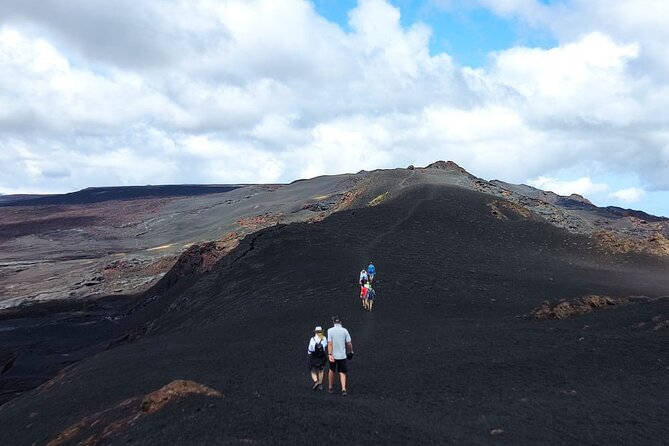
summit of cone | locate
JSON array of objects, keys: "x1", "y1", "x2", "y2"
[{"x1": 425, "y1": 160, "x2": 468, "y2": 172}]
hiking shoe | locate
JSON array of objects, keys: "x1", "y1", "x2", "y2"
[
  {"x1": 312, "y1": 382, "x2": 319, "y2": 390},
  {"x1": 342, "y1": 390, "x2": 347, "y2": 397},
  {"x1": 327, "y1": 388, "x2": 334, "y2": 394},
  {"x1": 318, "y1": 384, "x2": 324, "y2": 391}
]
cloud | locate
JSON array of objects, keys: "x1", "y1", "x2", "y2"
[
  {"x1": 0, "y1": 0, "x2": 207, "y2": 69},
  {"x1": 527, "y1": 176, "x2": 609, "y2": 197},
  {"x1": 0, "y1": 0, "x2": 666, "y2": 218},
  {"x1": 611, "y1": 187, "x2": 646, "y2": 203},
  {"x1": 466, "y1": 0, "x2": 669, "y2": 79},
  {"x1": 489, "y1": 32, "x2": 641, "y2": 125}
]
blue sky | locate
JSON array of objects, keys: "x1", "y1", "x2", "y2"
[
  {"x1": 1, "y1": 0, "x2": 668, "y2": 217},
  {"x1": 312, "y1": 0, "x2": 556, "y2": 67}
]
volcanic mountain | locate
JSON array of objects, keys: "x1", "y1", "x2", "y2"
[{"x1": 0, "y1": 163, "x2": 668, "y2": 445}]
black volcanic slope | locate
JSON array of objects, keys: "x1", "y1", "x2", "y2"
[{"x1": 1, "y1": 184, "x2": 668, "y2": 445}]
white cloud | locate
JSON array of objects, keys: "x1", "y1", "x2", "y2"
[
  {"x1": 527, "y1": 176, "x2": 609, "y2": 197},
  {"x1": 489, "y1": 32, "x2": 640, "y2": 126},
  {"x1": 611, "y1": 187, "x2": 646, "y2": 203},
  {"x1": 469, "y1": 0, "x2": 669, "y2": 79}
]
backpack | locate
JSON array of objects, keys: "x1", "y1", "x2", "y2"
[{"x1": 312, "y1": 337, "x2": 325, "y2": 358}]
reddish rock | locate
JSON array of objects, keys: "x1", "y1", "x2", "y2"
[
  {"x1": 140, "y1": 380, "x2": 222, "y2": 414},
  {"x1": 425, "y1": 160, "x2": 469, "y2": 174},
  {"x1": 532, "y1": 295, "x2": 626, "y2": 320},
  {"x1": 47, "y1": 380, "x2": 222, "y2": 446}
]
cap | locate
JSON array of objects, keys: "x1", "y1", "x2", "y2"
[
  {"x1": 314, "y1": 326, "x2": 323, "y2": 332},
  {"x1": 331, "y1": 316, "x2": 341, "y2": 323}
]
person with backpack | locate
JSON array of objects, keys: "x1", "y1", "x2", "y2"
[
  {"x1": 359, "y1": 269, "x2": 368, "y2": 287},
  {"x1": 367, "y1": 262, "x2": 376, "y2": 284},
  {"x1": 366, "y1": 284, "x2": 376, "y2": 311},
  {"x1": 327, "y1": 316, "x2": 353, "y2": 396},
  {"x1": 360, "y1": 282, "x2": 369, "y2": 309},
  {"x1": 307, "y1": 326, "x2": 328, "y2": 390}
]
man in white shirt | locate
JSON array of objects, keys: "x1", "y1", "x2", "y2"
[{"x1": 327, "y1": 316, "x2": 353, "y2": 396}]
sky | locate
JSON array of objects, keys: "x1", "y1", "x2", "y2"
[{"x1": 0, "y1": 0, "x2": 668, "y2": 216}]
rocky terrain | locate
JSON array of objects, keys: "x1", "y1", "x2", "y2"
[
  {"x1": 0, "y1": 163, "x2": 668, "y2": 444},
  {"x1": 0, "y1": 180, "x2": 367, "y2": 311},
  {"x1": 2, "y1": 162, "x2": 667, "y2": 312}
]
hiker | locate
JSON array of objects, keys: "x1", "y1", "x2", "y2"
[
  {"x1": 327, "y1": 316, "x2": 353, "y2": 396},
  {"x1": 367, "y1": 262, "x2": 376, "y2": 284},
  {"x1": 359, "y1": 269, "x2": 368, "y2": 287},
  {"x1": 360, "y1": 282, "x2": 369, "y2": 309},
  {"x1": 307, "y1": 326, "x2": 328, "y2": 390},
  {"x1": 366, "y1": 284, "x2": 376, "y2": 311}
]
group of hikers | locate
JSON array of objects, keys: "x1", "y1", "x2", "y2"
[
  {"x1": 305, "y1": 262, "x2": 376, "y2": 396},
  {"x1": 359, "y1": 262, "x2": 376, "y2": 311}
]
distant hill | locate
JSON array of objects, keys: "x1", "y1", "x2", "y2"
[
  {"x1": 0, "y1": 193, "x2": 49, "y2": 204},
  {"x1": 0, "y1": 185, "x2": 243, "y2": 206}
]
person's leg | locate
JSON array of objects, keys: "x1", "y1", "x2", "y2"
[
  {"x1": 338, "y1": 359, "x2": 348, "y2": 394},
  {"x1": 328, "y1": 364, "x2": 335, "y2": 392},
  {"x1": 369, "y1": 299, "x2": 373, "y2": 311},
  {"x1": 311, "y1": 368, "x2": 320, "y2": 389},
  {"x1": 317, "y1": 369, "x2": 324, "y2": 384}
]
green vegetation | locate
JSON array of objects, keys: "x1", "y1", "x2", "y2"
[{"x1": 368, "y1": 192, "x2": 390, "y2": 207}]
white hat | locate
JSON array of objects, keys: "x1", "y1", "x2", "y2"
[{"x1": 314, "y1": 326, "x2": 323, "y2": 332}]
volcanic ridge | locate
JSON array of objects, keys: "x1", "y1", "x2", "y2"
[{"x1": 0, "y1": 162, "x2": 668, "y2": 445}]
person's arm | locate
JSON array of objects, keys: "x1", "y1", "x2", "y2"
[
  {"x1": 346, "y1": 331, "x2": 353, "y2": 354},
  {"x1": 307, "y1": 337, "x2": 315, "y2": 355},
  {"x1": 327, "y1": 335, "x2": 334, "y2": 362}
]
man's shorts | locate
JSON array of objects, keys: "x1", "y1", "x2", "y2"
[{"x1": 329, "y1": 358, "x2": 348, "y2": 374}]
